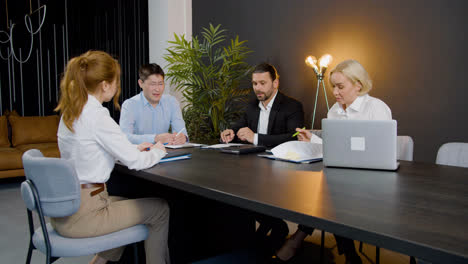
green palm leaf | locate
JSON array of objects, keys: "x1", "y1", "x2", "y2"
[{"x1": 164, "y1": 24, "x2": 253, "y2": 143}]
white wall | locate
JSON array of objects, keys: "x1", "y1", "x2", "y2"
[{"x1": 148, "y1": 0, "x2": 192, "y2": 100}]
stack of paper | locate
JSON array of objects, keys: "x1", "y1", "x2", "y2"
[{"x1": 259, "y1": 141, "x2": 322, "y2": 163}]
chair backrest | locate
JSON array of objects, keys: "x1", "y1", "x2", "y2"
[
  {"x1": 21, "y1": 149, "x2": 81, "y2": 217},
  {"x1": 397, "y1": 136, "x2": 414, "y2": 161},
  {"x1": 436, "y1": 142, "x2": 468, "y2": 168}
]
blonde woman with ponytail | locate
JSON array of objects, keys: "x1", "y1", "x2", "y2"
[{"x1": 53, "y1": 50, "x2": 170, "y2": 264}]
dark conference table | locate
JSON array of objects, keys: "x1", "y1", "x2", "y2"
[{"x1": 115, "y1": 148, "x2": 468, "y2": 264}]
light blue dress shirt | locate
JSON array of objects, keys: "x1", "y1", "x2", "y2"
[{"x1": 119, "y1": 92, "x2": 188, "y2": 144}]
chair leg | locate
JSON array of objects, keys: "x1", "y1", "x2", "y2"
[
  {"x1": 26, "y1": 210, "x2": 35, "y2": 264},
  {"x1": 376, "y1": 247, "x2": 380, "y2": 264},
  {"x1": 133, "y1": 243, "x2": 139, "y2": 264},
  {"x1": 410, "y1": 256, "x2": 417, "y2": 264},
  {"x1": 25, "y1": 241, "x2": 33, "y2": 264},
  {"x1": 320, "y1": 230, "x2": 325, "y2": 264},
  {"x1": 357, "y1": 241, "x2": 380, "y2": 264}
]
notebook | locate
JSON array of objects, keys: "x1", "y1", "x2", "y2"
[
  {"x1": 220, "y1": 145, "x2": 267, "y2": 154},
  {"x1": 322, "y1": 119, "x2": 399, "y2": 170},
  {"x1": 160, "y1": 150, "x2": 192, "y2": 163}
]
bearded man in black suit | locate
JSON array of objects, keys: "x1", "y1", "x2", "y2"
[
  {"x1": 221, "y1": 63, "x2": 304, "y2": 147},
  {"x1": 220, "y1": 62, "x2": 304, "y2": 255}
]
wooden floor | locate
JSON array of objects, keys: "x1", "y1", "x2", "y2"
[
  {"x1": 289, "y1": 222, "x2": 412, "y2": 264},
  {"x1": 192, "y1": 229, "x2": 414, "y2": 264}
]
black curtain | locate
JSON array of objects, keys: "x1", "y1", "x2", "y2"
[{"x1": 0, "y1": 0, "x2": 149, "y2": 120}]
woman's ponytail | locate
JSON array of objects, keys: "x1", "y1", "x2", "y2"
[{"x1": 55, "y1": 51, "x2": 121, "y2": 132}]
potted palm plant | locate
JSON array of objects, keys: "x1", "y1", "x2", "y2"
[{"x1": 164, "y1": 24, "x2": 253, "y2": 144}]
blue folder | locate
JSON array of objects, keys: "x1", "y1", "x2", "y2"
[{"x1": 160, "y1": 151, "x2": 192, "y2": 163}]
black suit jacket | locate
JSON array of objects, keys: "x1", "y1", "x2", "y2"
[{"x1": 231, "y1": 91, "x2": 304, "y2": 147}]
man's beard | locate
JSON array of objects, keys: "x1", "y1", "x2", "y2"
[{"x1": 256, "y1": 92, "x2": 270, "y2": 101}]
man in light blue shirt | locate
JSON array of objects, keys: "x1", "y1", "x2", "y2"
[{"x1": 120, "y1": 63, "x2": 188, "y2": 145}]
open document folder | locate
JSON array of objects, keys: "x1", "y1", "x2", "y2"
[{"x1": 258, "y1": 141, "x2": 323, "y2": 163}]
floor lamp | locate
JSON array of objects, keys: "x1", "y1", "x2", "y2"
[{"x1": 305, "y1": 54, "x2": 332, "y2": 129}]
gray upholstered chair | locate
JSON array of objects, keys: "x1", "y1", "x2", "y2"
[
  {"x1": 436, "y1": 142, "x2": 468, "y2": 167},
  {"x1": 21, "y1": 149, "x2": 149, "y2": 264},
  {"x1": 397, "y1": 136, "x2": 414, "y2": 161}
]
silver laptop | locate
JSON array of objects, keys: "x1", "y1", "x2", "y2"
[{"x1": 322, "y1": 119, "x2": 399, "y2": 170}]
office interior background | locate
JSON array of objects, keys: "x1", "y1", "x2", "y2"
[{"x1": 1, "y1": 0, "x2": 468, "y2": 163}]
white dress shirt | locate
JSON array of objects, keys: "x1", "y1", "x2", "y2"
[
  {"x1": 310, "y1": 94, "x2": 392, "y2": 143},
  {"x1": 58, "y1": 94, "x2": 166, "y2": 184},
  {"x1": 254, "y1": 91, "x2": 278, "y2": 145},
  {"x1": 119, "y1": 93, "x2": 188, "y2": 144},
  {"x1": 327, "y1": 94, "x2": 392, "y2": 120}
]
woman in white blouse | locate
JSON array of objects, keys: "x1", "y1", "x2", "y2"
[
  {"x1": 273, "y1": 60, "x2": 392, "y2": 264},
  {"x1": 53, "y1": 50, "x2": 169, "y2": 264}
]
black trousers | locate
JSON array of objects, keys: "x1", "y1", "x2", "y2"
[
  {"x1": 298, "y1": 225, "x2": 357, "y2": 256},
  {"x1": 255, "y1": 213, "x2": 289, "y2": 253}
]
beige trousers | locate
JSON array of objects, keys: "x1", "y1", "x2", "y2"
[{"x1": 51, "y1": 184, "x2": 170, "y2": 264}]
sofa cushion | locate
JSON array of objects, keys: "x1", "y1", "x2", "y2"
[
  {"x1": 0, "y1": 169, "x2": 25, "y2": 179},
  {"x1": 0, "y1": 147, "x2": 24, "y2": 170},
  {"x1": 0, "y1": 116, "x2": 9, "y2": 147},
  {"x1": 9, "y1": 115, "x2": 59, "y2": 147},
  {"x1": 15, "y1": 143, "x2": 60, "y2": 158}
]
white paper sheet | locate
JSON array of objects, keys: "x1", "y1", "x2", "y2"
[{"x1": 310, "y1": 133, "x2": 323, "y2": 144}]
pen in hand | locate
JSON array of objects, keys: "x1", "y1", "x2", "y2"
[
  {"x1": 292, "y1": 127, "x2": 306, "y2": 137},
  {"x1": 171, "y1": 128, "x2": 187, "y2": 145},
  {"x1": 175, "y1": 127, "x2": 186, "y2": 137}
]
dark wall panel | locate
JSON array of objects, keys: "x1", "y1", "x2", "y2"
[
  {"x1": 0, "y1": 0, "x2": 67, "y2": 116},
  {"x1": 193, "y1": 0, "x2": 468, "y2": 163},
  {"x1": 67, "y1": 0, "x2": 149, "y2": 119},
  {"x1": 0, "y1": 0, "x2": 149, "y2": 120}
]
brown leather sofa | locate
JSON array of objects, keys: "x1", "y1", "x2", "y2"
[{"x1": 0, "y1": 111, "x2": 60, "y2": 179}]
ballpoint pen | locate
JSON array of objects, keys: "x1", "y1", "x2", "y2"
[
  {"x1": 175, "y1": 127, "x2": 186, "y2": 137},
  {"x1": 292, "y1": 127, "x2": 306, "y2": 137}
]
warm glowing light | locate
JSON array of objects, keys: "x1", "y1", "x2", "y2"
[
  {"x1": 319, "y1": 54, "x2": 333, "y2": 69},
  {"x1": 304, "y1": 54, "x2": 332, "y2": 128},
  {"x1": 305, "y1": 56, "x2": 319, "y2": 74},
  {"x1": 305, "y1": 56, "x2": 317, "y2": 67},
  {"x1": 306, "y1": 54, "x2": 333, "y2": 75}
]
